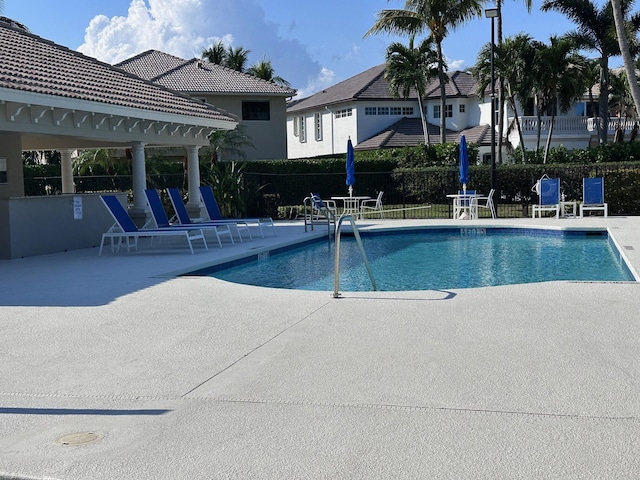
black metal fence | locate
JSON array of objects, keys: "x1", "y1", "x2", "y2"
[{"x1": 24, "y1": 162, "x2": 640, "y2": 219}]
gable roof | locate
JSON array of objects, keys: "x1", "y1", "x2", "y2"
[
  {"x1": 0, "y1": 22, "x2": 235, "y2": 125},
  {"x1": 288, "y1": 65, "x2": 479, "y2": 113},
  {"x1": 116, "y1": 50, "x2": 296, "y2": 97},
  {"x1": 355, "y1": 117, "x2": 490, "y2": 150}
]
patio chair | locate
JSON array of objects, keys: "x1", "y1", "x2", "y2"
[
  {"x1": 310, "y1": 193, "x2": 337, "y2": 222},
  {"x1": 145, "y1": 188, "x2": 235, "y2": 247},
  {"x1": 360, "y1": 191, "x2": 385, "y2": 219},
  {"x1": 532, "y1": 178, "x2": 560, "y2": 218},
  {"x1": 198, "y1": 185, "x2": 276, "y2": 238},
  {"x1": 470, "y1": 189, "x2": 496, "y2": 219},
  {"x1": 163, "y1": 187, "x2": 247, "y2": 243},
  {"x1": 99, "y1": 195, "x2": 208, "y2": 255},
  {"x1": 579, "y1": 177, "x2": 608, "y2": 217}
]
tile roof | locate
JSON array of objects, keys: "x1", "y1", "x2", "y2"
[
  {"x1": 355, "y1": 117, "x2": 490, "y2": 150},
  {"x1": 288, "y1": 66, "x2": 478, "y2": 113},
  {"x1": 0, "y1": 21, "x2": 236, "y2": 124},
  {"x1": 116, "y1": 50, "x2": 296, "y2": 96}
]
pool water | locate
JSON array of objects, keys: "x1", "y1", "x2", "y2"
[{"x1": 192, "y1": 229, "x2": 635, "y2": 291}]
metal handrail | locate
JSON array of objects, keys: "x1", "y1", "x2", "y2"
[{"x1": 333, "y1": 214, "x2": 376, "y2": 298}]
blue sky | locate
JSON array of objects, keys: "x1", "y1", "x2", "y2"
[{"x1": 3, "y1": 0, "x2": 612, "y2": 98}]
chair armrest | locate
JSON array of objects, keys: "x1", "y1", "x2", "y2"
[{"x1": 360, "y1": 199, "x2": 376, "y2": 208}]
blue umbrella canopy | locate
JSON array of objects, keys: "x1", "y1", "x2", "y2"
[
  {"x1": 459, "y1": 134, "x2": 469, "y2": 192},
  {"x1": 346, "y1": 138, "x2": 356, "y2": 195}
]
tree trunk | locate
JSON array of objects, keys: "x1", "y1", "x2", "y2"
[
  {"x1": 417, "y1": 95, "x2": 430, "y2": 145},
  {"x1": 599, "y1": 57, "x2": 610, "y2": 144},
  {"x1": 543, "y1": 113, "x2": 556, "y2": 163},
  {"x1": 588, "y1": 87, "x2": 601, "y2": 141},
  {"x1": 612, "y1": 0, "x2": 640, "y2": 120},
  {"x1": 436, "y1": 41, "x2": 447, "y2": 144},
  {"x1": 508, "y1": 97, "x2": 526, "y2": 163}
]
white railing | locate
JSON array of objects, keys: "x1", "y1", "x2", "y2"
[
  {"x1": 517, "y1": 116, "x2": 590, "y2": 134},
  {"x1": 515, "y1": 116, "x2": 639, "y2": 135}
]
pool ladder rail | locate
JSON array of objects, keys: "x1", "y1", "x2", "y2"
[{"x1": 333, "y1": 214, "x2": 377, "y2": 297}]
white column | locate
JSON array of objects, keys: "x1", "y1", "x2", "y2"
[
  {"x1": 131, "y1": 141, "x2": 147, "y2": 211},
  {"x1": 60, "y1": 149, "x2": 75, "y2": 194},
  {"x1": 186, "y1": 145, "x2": 201, "y2": 205}
]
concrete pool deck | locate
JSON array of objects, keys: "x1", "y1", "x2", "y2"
[{"x1": 1, "y1": 216, "x2": 639, "y2": 479}]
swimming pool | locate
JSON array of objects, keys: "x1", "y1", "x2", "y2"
[{"x1": 188, "y1": 227, "x2": 636, "y2": 291}]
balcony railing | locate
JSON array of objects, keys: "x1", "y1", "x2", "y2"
[{"x1": 514, "y1": 116, "x2": 639, "y2": 135}]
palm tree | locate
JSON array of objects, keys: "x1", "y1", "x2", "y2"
[
  {"x1": 473, "y1": 34, "x2": 536, "y2": 163},
  {"x1": 202, "y1": 41, "x2": 226, "y2": 65},
  {"x1": 207, "y1": 123, "x2": 254, "y2": 165},
  {"x1": 495, "y1": 0, "x2": 533, "y2": 164},
  {"x1": 384, "y1": 35, "x2": 439, "y2": 145},
  {"x1": 611, "y1": 0, "x2": 640, "y2": 120},
  {"x1": 531, "y1": 37, "x2": 586, "y2": 162},
  {"x1": 365, "y1": 0, "x2": 483, "y2": 144},
  {"x1": 225, "y1": 46, "x2": 251, "y2": 72},
  {"x1": 246, "y1": 58, "x2": 291, "y2": 88},
  {"x1": 541, "y1": 0, "x2": 640, "y2": 144},
  {"x1": 609, "y1": 70, "x2": 634, "y2": 120}
]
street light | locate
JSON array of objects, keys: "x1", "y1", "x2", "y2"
[{"x1": 485, "y1": 7, "x2": 499, "y2": 211}]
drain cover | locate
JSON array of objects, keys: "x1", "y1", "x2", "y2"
[{"x1": 55, "y1": 432, "x2": 102, "y2": 446}]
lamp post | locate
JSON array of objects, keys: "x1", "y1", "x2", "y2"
[{"x1": 485, "y1": 7, "x2": 499, "y2": 210}]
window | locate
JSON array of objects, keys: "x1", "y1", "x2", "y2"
[
  {"x1": 445, "y1": 104, "x2": 453, "y2": 118},
  {"x1": 0, "y1": 157, "x2": 6, "y2": 184},
  {"x1": 299, "y1": 116, "x2": 306, "y2": 143},
  {"x1": 459, "y1": 104, "x2": 466, "y2": 113},
  {"x1": 575, "y1": 102, "x2": 586, "y2": 117},
  {"x1": 242, "y1": 101, "x2": 270, "y2": 121},
  {"x1": 335, "y1": 108, "x2": 352, "y2": 118},
  {"x1": 365, "y1": 107, "x2": 377, "y2": 115},
  {"x1": 402, "y1": 107, "x2": 414, "y2": 115},
  {"x1": 390, "y1": 107, "x2": 402, "y2": 115},
  {"x1": 434, "y1": 105, "x2": 453, "y2": 118},
  {"x1": 314, "y1": 113, "x2": 322, "y2": 141},
  {"x1": 377, "y1": 107, "x2": 389, "y2": 115}
]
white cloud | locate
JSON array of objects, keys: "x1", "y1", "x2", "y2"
[
  {"x1": 446, "y1": 57, "x2": 466, "y2": 71},
  {"x1": 295, "y1": 67, "x2": 336, "y2": 99},
  {"x1": 78, "y1": 0, "x2": 324, "y2": 94}
]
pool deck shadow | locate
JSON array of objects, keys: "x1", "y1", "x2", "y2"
[{"x1": 1, "y1": 217, "x2": 640, "y2": 479}]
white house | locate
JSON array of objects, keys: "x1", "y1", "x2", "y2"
[{"x1": 287, "y1": 64, "x2": 628, "y2": 161}]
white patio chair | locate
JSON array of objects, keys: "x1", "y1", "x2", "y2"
[
  {"x1": 470, "y1": 188, "x2": 496, "y2": 219},
  {"x1": 360, "y1": 191, "x2": 384, "y2": 219}
]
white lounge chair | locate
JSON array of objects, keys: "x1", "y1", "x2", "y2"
[
  {"x1": 579, "y1": 177, "x2": 608, "y2": 217},
  {"x1": 99, "y1": 195, "x2": 208, "y2": 255},
  {"x1": 360, "y1": 191, "x2": 385, "y2": 219}
]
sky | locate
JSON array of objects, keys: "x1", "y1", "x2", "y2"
[{"x1": 2, "y1": 0, "x2": 616, "y2": 99}]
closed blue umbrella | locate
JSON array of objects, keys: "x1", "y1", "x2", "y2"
[
  {"x1": 459, "y1": 134, "x2": 469, "y2": 194},
  {"x1": 346, "y1": 138, "x2": 356, "y2": 196}
]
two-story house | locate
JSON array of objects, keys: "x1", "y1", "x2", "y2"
[
  {"x1": 116, "y1": 50, "x2": 296, "y2": 161},
  {"x1": 287, "y1": 64, "x2": 630, "y2": 161},
  {"x1": 286, "y1": 65, "x2": 490, "y2": 159}
]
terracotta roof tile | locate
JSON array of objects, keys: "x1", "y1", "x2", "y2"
[
  {"x1": 288, "y1": 66, "x2": 478, "y2": 113},
  {"x1": 116, "y1": 50, "x2": 296, "y2": 96},
  {"x1": 0, "y1": 21, "x2": 236, "y2": 124},
  {"x1": 355, "y1": 117, "x2": 490, "y2": 149}
]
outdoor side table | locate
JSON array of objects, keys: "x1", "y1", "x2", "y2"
[{"x1": 560, "y1": 200, "x2": 577, "y2": 218}]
